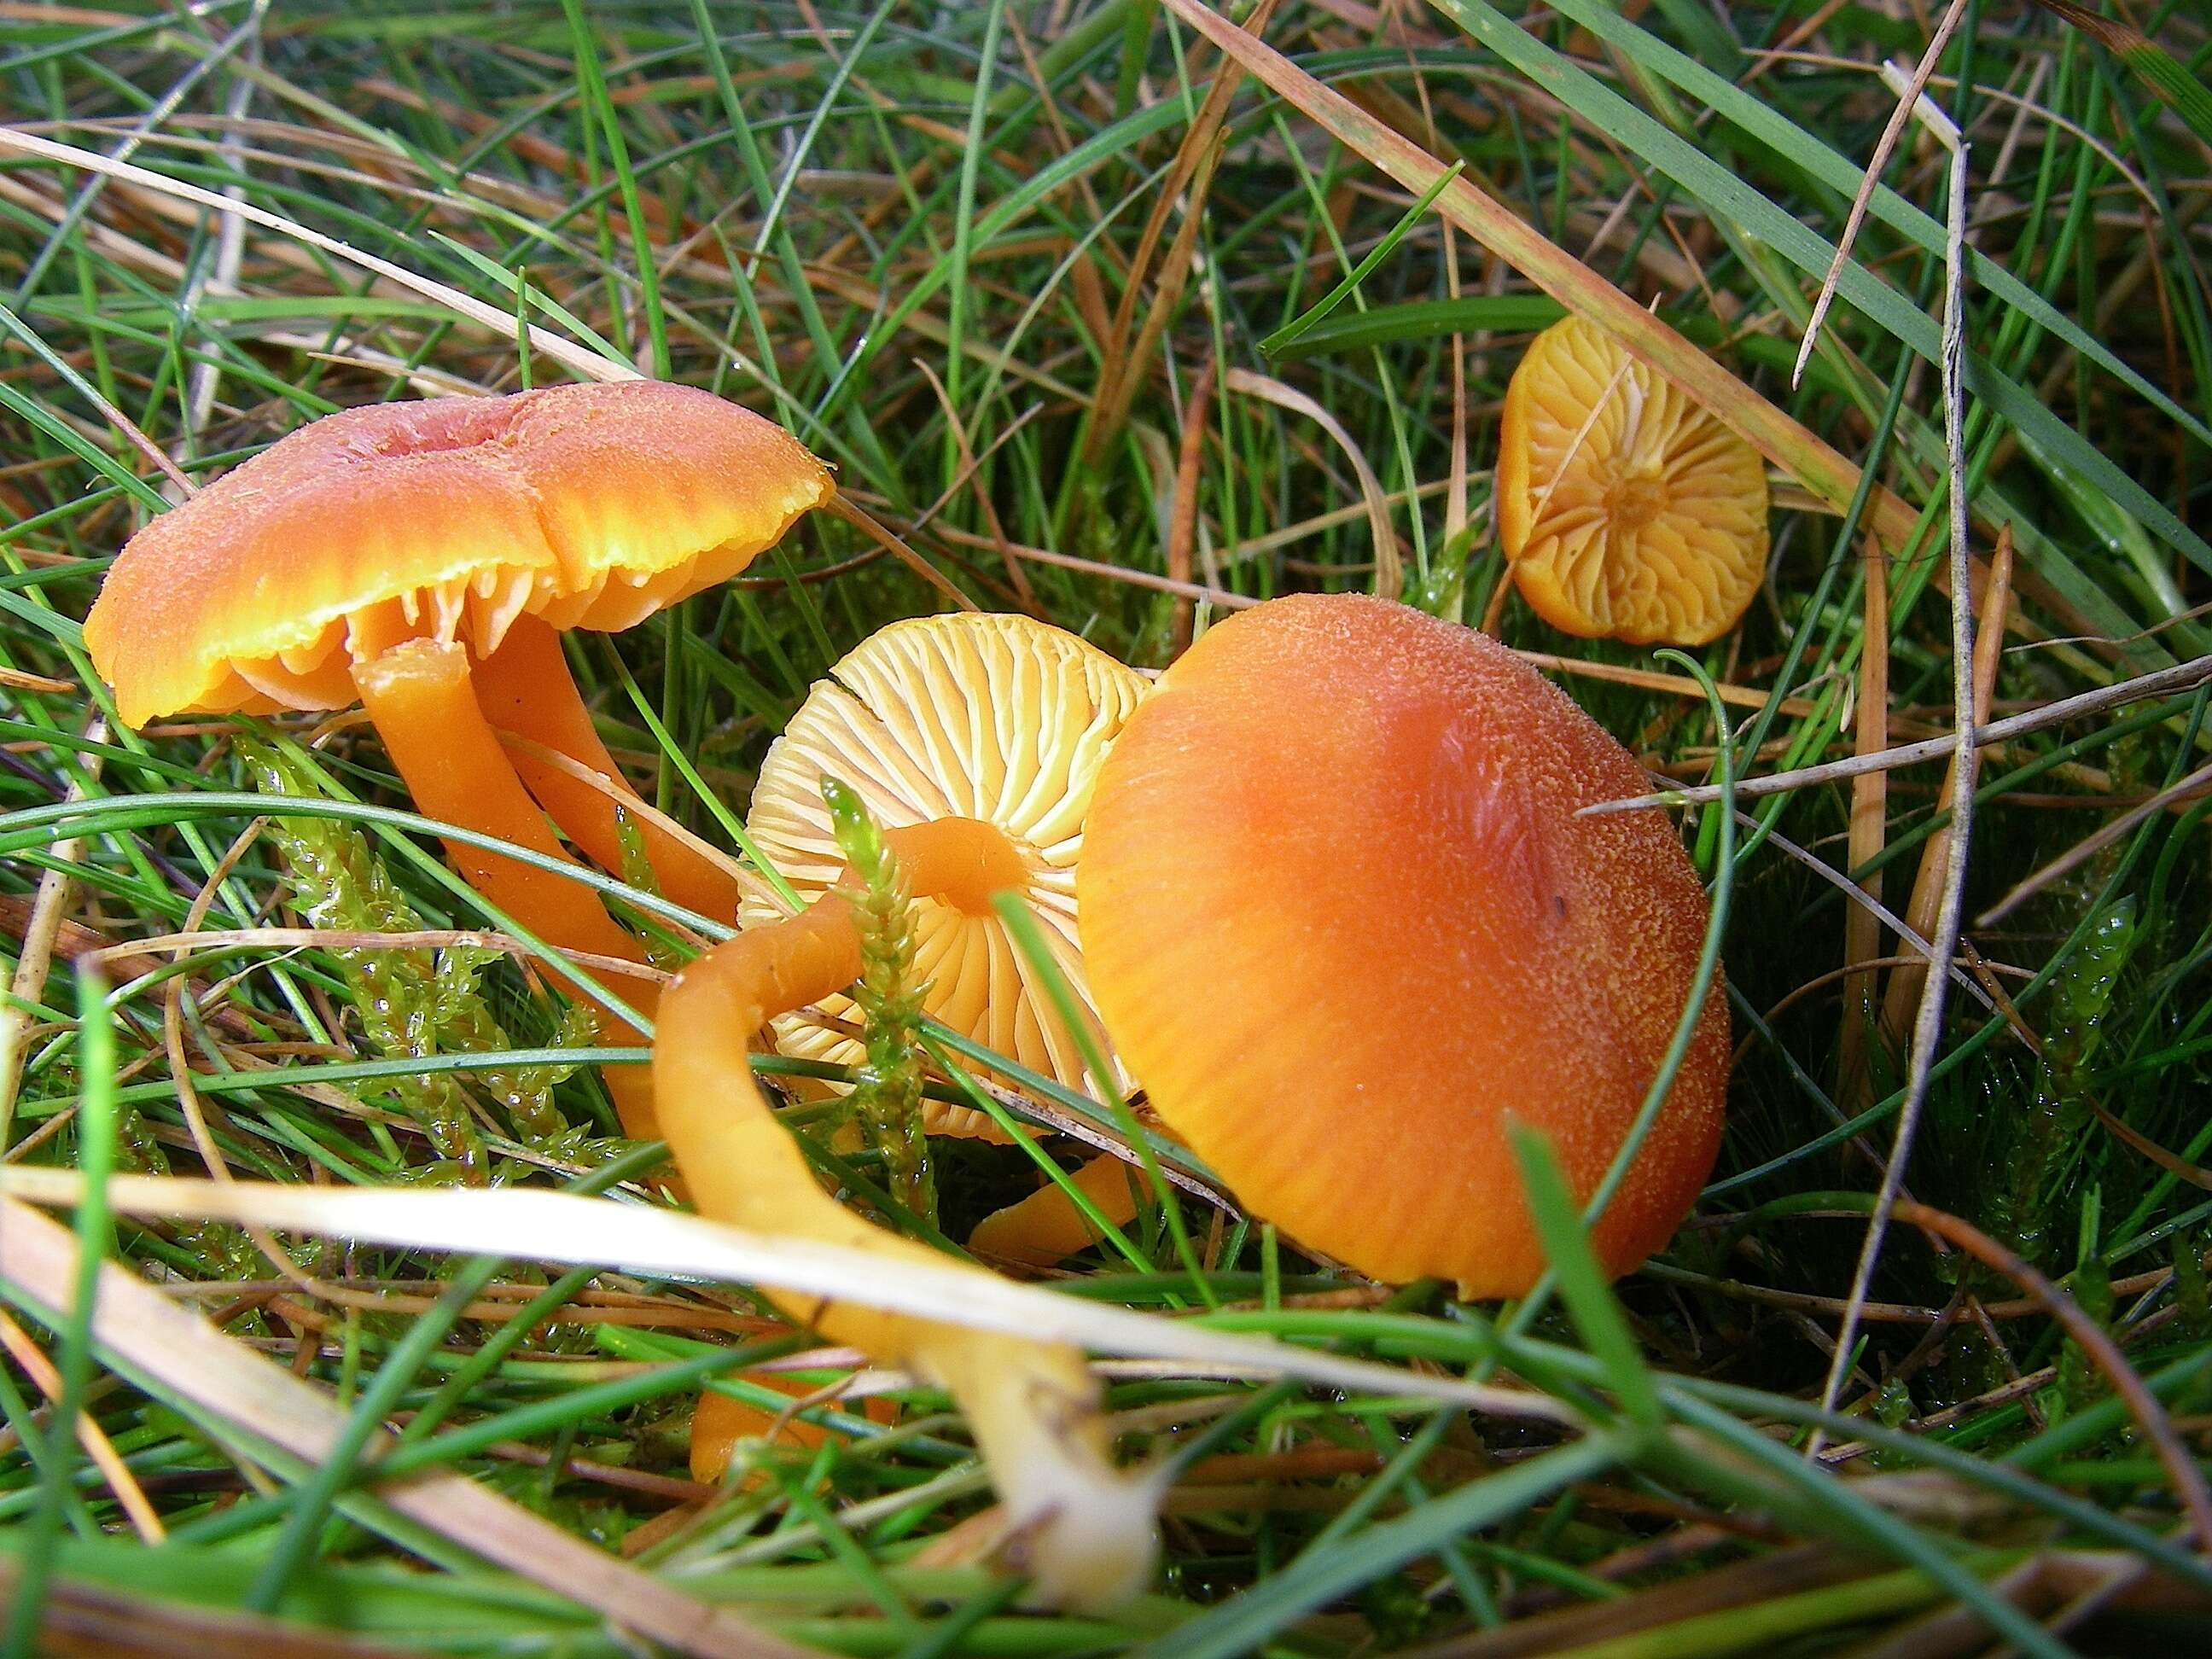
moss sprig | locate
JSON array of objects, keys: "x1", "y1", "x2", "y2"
[
  {"x1": 240, "y1": 740, "x2": 573, "y2": 1167},
  {"x1": 821, "y1": 773, "x2": 932, "y2": 1228}
]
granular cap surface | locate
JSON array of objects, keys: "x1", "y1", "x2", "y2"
[{"x1": 1079, "y1": 593, "x2": 1727, "y2": 1296}]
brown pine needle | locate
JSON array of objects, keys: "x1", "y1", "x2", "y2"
[
  {"x1": 1816, "y1": 85, "x2": 1976, "y2": 1441},
  {"x1": 1791, "y1": 0, "x2": 1971, "y2": 387},
  {"x1": 1837, "y1": 535, "x2": 1891, "y2": 1105},
  {"x1": 1979, "y1": 756, "x2": 2212, "y2": 927},
  {"x1": 1087, "y1": 0, "x2": 1281, "y2": 460},
  {"x1": 0, "y1": 1307, "x2": 166, "y2": 1542},
  {"x1": 1878, "y1": 527, "x2": 2012, "y2": 1048},
  {"x1": 821, "y1": 494, "x2": 978, "y2": 611},
  {"x1": 1892, "y1": 1199, "x2": 2212, "y2": 1552},
  {"x1": 1583, "y1": 652, "x2": 2212, "y2": 816},
  {"x1": 912, "y1": 358, "x2": 1040, "y2": 614},
  {"x1": 1167, "y1": 355, "x2": 1218, "y2": 655}
]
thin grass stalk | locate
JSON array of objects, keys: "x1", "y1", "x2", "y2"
[{"x1": 1815, "y1": 84, "x2": 1981, "y2": 1437}]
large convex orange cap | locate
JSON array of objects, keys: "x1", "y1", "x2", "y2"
[
  {"x1": 84, "y1": 381, "x2": 832, "y2": 725},
  {"x1": 1498, "y1": 315, "x2": 1768, "y2": 647},
  {"x1": 1077, "y1": 593, "x2": 1727, "y2": 1299}
]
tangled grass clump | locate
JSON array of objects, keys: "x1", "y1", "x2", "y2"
[{"x1": 2, "y1": 1, "x2": 2210, "y2": 1654}]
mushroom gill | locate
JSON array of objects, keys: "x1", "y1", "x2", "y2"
[{"x1": 742, "y1": 612, "x2": 1144, "y2": 1138}]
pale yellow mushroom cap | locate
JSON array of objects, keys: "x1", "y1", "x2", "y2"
[
  {"x1": 742, "y1": 613, "x2": 1148, "y2": 1137},
  {"x1": 1497, "y1": 316, "x2": 1769, "y2": 646}
]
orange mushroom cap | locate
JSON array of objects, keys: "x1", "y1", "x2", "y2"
[
  {"x1": 1077, "y1": 593, "x2": 1726, "y2": 1298},
  {"x1": 84, "y1": 381, "x2": 833, "y2": 726},
  {"x1": 1497, "y1": 315, "x2": 1768, "y2": 647},
  {"x1": 743, "y1": 613, "x2": 1146, "y2": 1137}
]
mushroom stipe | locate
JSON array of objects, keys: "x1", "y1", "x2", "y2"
[{"x1": 663, "y1": 613, "x2": 1161, "y2": 1605}]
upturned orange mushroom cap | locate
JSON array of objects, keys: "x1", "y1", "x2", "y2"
[
  {"x1": 1077, "y1": 593, "x2": 1727, "y2": 1299},
  {"x1": 654, "y1": 612, "x2": 1161, "y2": 1610},
  {"x1": 84, "y1": 382, "x2": 834, "y2": 1138},
  {"x1": 742, "y1": 613, "x2": 1144, "y2": 1137},
  {"x1": 1497, "y1": 315, "x2": 1768, "y2": 646}
]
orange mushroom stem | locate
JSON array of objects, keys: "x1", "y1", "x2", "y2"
[
  {"x1": 655, "y1": 816, "x2": 1158, "y2": 1610},
  {"x1": 346, "y1": 635, "x2": 662, "y2": 1138},
  {"x1": 689, "y1": 1371, "x2": 899, "y2": 1488},
  {"x1": 473, "y1": 614, "x2": 748, "y2": 927},
  {"x1": 970, "y1": 1151, "x2": 1146, "y2": 1272},
  {"x1": 355, "y1": 638, "x2": 649, "y2": 982}
]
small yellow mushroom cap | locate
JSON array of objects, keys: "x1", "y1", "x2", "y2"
[
  {"x1": 1497, "y1": 315, "x2": 1769, "y2": 646},
  {"x1": 743, "y1": 613, "x2": 1148, "y2": 1137},
  {"x1": 1078, "y1": 593, "x2": 1728, "y2": 1299}
]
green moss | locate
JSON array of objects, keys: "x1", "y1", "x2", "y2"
[
  {"x1": 823, "y1": 773, "x2": 931, "y2": 1227},
  {"x1": 238, "y1": 741, "x2": 576, "y2": 1168}
]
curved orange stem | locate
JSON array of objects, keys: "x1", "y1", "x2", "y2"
[
  {"x1": 969, "y1": 1153, "x2": 1146, "y2": 1271},
  {"x1": 654, "y1": 826, "x2": 1157, "y2": 1608},
  {"x1": 355, "y1": 637, "x2": 661, "y2": 1139},
  {"x1": 690, "y1": 1375, "x2": 895, "y2": 1487},
  {"x1": 882, "y1": 817, "x2": 1032, "y2": 917},
  {"x1": 474, "y1": 615, "x2": 748, "y2": 927}
]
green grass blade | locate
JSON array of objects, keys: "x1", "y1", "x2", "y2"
[
  {"x1": 2035, "y1": 0, "x2": 2212, "y2": 154},
  {"x1": 991, "y1": 894, "x2": 1211, "y2": 1297},
  {"x1": 0, "y1": 965, "x2": 117, "y2": 1659},
  {"x1": 1139, "y1": 1435, "x2": 1617, "y2": 1659},
  {"x1": 556, "y1": 0, "x2": 665, "y2": 377},
  {"x1": 1509, "y1": 1126, "x2": 1661, "y2": 1435},
  {"x1": 1260, "y1": 160, "x2": 1465, "y2": 355}
]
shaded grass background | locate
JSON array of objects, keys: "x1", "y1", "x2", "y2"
[{"x1": 1, "y1": 0, "x2": 2210, "y2": 1652}]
